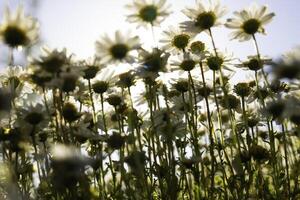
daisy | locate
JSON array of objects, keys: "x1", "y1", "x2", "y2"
[
  {"x1": 125, "y1": 0, "x2": 171, "y2": 28},
  {"x1": 272, "y1": 46, "x2": 300, "y2": 79},
  {"x1": 30, "y1": 46, "x2": 72, "y2": 74},
  {"x1": 95, "y1": 31, "x2": 140, "y2": 64},
  {"x1": 15, "y1": 103, "x2": 49, "y2": 135},
  {"x1": 136, "y1": 48, "x2": 170, "y2": 81},
  {"x1": 205, "y1": 50, "x2": 235, "y2": 72},
  {"x1": 171, "y1": 52, "x2": 198, "y2": 72},
  {"x1": 160, "y1": 26, "x2": 193, "y2": 53},
  {"x1": 152, "y1": 108, "x2": 186, "y2": 140},
  {"x1": 189, "y1": 41, "x2": 207, "y2": 57},
  {"x1": 115, "y1": 70, "x2": 136, "y2": 89},
  {"x1": 0, "y1": 66, "x2": 36, "y2": 105},
  {"x1": 238, "y1": 55, "x2": 272, "y2": 71},
  {"x1": 0, "y1": 5, "x2": 39, "y2": 48},
  {"x1": 225, "y1": 3, "x2": 275, "y2": 41},
  {"x1": 80, "y1": 56, "x2": 103, "y2": 80},
  {"x1": 47, "y1": 70, "x2": 81, "y2": 93},
  {"x1": 181, "y1": 0, "x2": 227, "y2": 35},
  {"x1": 92, "y1": 67, "x2": 117, "y2": 95},
  {"x1": 0, "y1": 65, "x2": 25, "y2": 94}
]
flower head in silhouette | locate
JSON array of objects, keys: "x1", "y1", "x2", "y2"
[
  {"x1": 0, "y1": 5, "x2": 39, "y2": 48},
  {"x1": 225, "y1": 3, "x2": 275, "y2": 41},
  {"x1": 95, "y1": 31, "x2": 140, "y2": 64},
  {"x1": 181, "y1": 0, "x2": 227, "y2": 35},
  {"x1": 160, "y1": 26, "x2": 193, "y2": 53},
  {"x1": 126, "y1": 0, "x2": 171, "y2": 28}
]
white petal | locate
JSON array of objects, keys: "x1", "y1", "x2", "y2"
[{"x1": 260, "y1": 13, "x2": 275, "y2": 24}]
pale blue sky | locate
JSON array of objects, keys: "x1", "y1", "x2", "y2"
[{"x1": 0, "y1": 0, "x2": 299, "y2": 62}]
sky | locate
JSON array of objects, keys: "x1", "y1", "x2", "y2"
[{"x1": 0, "y1": 0, "x2": 299, "y2": 65}]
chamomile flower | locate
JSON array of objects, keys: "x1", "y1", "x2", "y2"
[
  {"x1": 47, "y1": 70, "x2": 81, "y2": 92},
  {"x1": 80, "y1": 56, "x2": 103, "y2": 80},
  {"x1": 171, "y1": 52, "x2": 198, "y2": 72},
  {"x1": 136, "y1": 48, "x2": 170, "y2": 81},
  {"x1": 0, "y1": 5, "x2": 39, "y2": 48},
  {"x1": 205, "y1": 50, "x2": 235, "y2": 72},
  {"x1": 92, "y1": 68, "x2": 117, "y2": 95},
  {"x1": 95, "y1": 31, "x2": 140, "y2": 64},
  {"x1": 16, "y1": 103, "x2": 49, "y2": 135},
  {"x1": 181, "y1": 0, "x2": 227, "y2": 35},
  {"x1": 189, "y1": 40, "x2": 208, "y2": 57},
  {"x1": 152, "y1": 108, "x2": 186, "y2": 140},
  {"x1": 126, "y1": 0, "x2": 171, "y2": 28},
  {"x1": 282, "y1": 46, "x2": 300, "y2": 65},
  {"x1": 0, "y1": 65, "x2": 25, "y2": 95},
  {"x1": 272, "y1": 46, "x2": 300, "y2": 79},
  {"x1": 30, "y1": 46, "x2": 72, "y2": 74},
  {"x1": 160, "y1": 26, "x2": 193, "y2": 53},
  {"x1": 238, "y1": 55, "x2": 272, "y2": 71},
  {"x1": 225, "y1": 3, "x2": 275, "y2": 41},
  {"x1": 115, "y1": 70, "x2": 136, "y2": 89}
]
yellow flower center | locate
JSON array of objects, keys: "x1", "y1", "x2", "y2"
[
  {"x1": 110, "y1": 44, "x2": 129, "y2": 60},
  {"x1": 190, "y1": 41, "x2": 205, "y2": 54},
  {"x1": 195, "y1": 12, "x2": 216, "y2": 30},
  {"x1": 3, "y1": 25, "x2": 28, "y2": 47},
  {"x1": 172, "y1": 34, "x2": 190, "y2": 50},
  {"x1": 242, "y1": 19, "x2": 261, "y2": 34},
  {"x1": 246, "y1": 58, "x2": 262, "y2": 71},
  {"x1": 139, "y1": 5, "x2": 158, "y2": 23},
  {"x1": 207, "y1": 56, "x2": 223, "y2": 71},
  {"x1": 180, "y1": 59, "x2": 196, "y2": 71}
]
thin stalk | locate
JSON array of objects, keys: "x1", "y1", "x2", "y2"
[
  {"x1": 282, "y1": 123, "x2": 291, "y2": 197},
  {"x1": 88, "y1": 79, "x2": 97, "y2": 125},
  {"x1": 252, "y1": 34, "x2": 271, "y2": 88},
  {"x1": 100, "y1": 93, "x2": 116, "y2": 192},
  {"x1": 200, "y1": 62, "x2": 216, "y2": 197}
]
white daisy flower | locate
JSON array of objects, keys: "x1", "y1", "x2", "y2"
[
  {"x1": 225, "y1": 3, "x2": 275, "y2": 41},
  {"x1": 95, "y1": 31, "x2": 140, "y2": 64},
  {"x1": 0, "y1": 65, "x2": 28, "y2": 100},
  {"x1": 181, "y1": 0, "x2": 227, "y2": 35},
  {"x1": 125, "y1": 0, "x2": 171, "y2": 28},
  {"x1": 171, "y1": 52, "x2": 198, "y2": 72},
  {"x1": 273, "y1": 46, "x2": 300, "y2": 79},
  {"x1": 205, "y1": 50, "x2": 236, "y2": 72},
  {"x1": 136, "y1": 48, "x2": 169, "y2": 81},
  {"x1": 237, "y1": 55, "x2": 272, "y2": 71},
  {"x1": 282, "y1": 46, "x2": 300, "y2": 65},
  {"x1": 79, "y1": 56, "x2": 103, "y2": 80},
  {"x1": 0, "y1": 5, "x2": 39, "y2": 48},
  {"x1": 160, "y1": 26, "x2": 193, "y2": 53},
  {"x1": 91, "y1": 67, "x2": 117, "y2": 96},
  {"x1": 46, "y1": 70, "x2": 81, "y2": 93},
  {"x1": 189, "y1": 40, "x2": 208, "y2": 58},
  {"x1": 0, "y1": 65, "x2": 24, "y2": 88},
  {"x1": 30, "y1": 46, "x2": 72, "y2": 74},
  {"x1": 15, "y1": 103, "x2": 49, "y2": 135}
]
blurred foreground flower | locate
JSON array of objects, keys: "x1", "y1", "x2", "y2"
[
  {"x1": 50, "y1": 144, "x2": 92, "y2": 192},
  {"x1": 126, "y1": 0, "x2": 171, "y2": 28},
  {"x1": 272, "y1": 46, "x2": 300, "y2": 79},
  {"x1": 0, "y1": 5, "x2": 38, "y2": 48}
]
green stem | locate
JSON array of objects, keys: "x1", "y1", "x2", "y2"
[{"x1": 282, "y1": 123, "x2": 291, "y2": 197}]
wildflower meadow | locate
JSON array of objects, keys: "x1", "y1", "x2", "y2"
[{"x1": 0, "y1": 0, "x2": 299, "y2": 199}]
